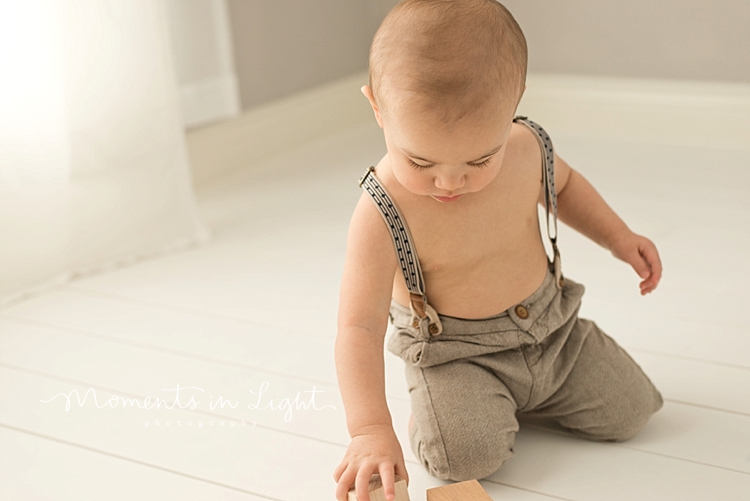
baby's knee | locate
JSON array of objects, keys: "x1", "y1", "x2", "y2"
[
  {"x1": 579, "y1": 386, "x2": 664, "y2": 442},
  {"x1": 411, "y1": 421, "x2": 516, "y2": 481},
  {"x1": 446, "y1": 445, "x2": 514, "y2": 482}
]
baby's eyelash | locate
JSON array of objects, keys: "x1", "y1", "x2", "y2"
[
  {"x1": 468, "y1": 158, "x2": 492, "y2": 168},
  {"x1": 408, "y1": 159, "x2": 433, "y2": 170},
  {"x1": 407, "y1": 157, "x2": 492, "y2": 169}
]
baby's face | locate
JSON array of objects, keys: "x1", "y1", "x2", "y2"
[{"x1": 371, "y1": 88, "x2": 515, "y2": 203}]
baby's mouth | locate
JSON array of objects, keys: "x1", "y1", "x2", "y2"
[{"x1": 432, "y1": 194, "x2": 464, "y2": 202}]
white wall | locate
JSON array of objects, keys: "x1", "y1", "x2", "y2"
[
  {"x1": 165, "y1": 0, "x2": 240, "y2": 128},
  {"x1": 492, "y1": 0, "x2": 750, "y2": 84},
  {"x1": 226, "y1": 0, "x2": 374, "y2": 110}
]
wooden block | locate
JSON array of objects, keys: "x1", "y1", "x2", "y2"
[
  {"x1": 426, "y1": 479, "x2": 493, "y2": 500},
  {"x1": 347, "y1": 474, "x2": 410, "y2": 501}
]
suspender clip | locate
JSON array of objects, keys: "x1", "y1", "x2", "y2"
[
  {"x1": 409, "y1": 293, "x2": 443, "y2": 337},
  {"x1": 358, "y1": 166, "x2": 375, "y2": 187},
  {"x1": 552, "y1": 243, "x2": 564, "y2": 289},
  {"x1": 409, "y1": 293, "x2": 427, "y2": 319}
]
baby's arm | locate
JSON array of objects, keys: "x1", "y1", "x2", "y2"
[
  {"x1": 333, "y1": 193, "x2": 408, "y2": 501},
  {"x1": 550, "y1": 154, "x2": 662, "y2": 294}
]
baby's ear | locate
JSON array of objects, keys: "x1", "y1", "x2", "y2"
[
  {"x1": 512, "y1": 84, "x2": 527, "y2": 113},
  {"x1": 361, "y1": 85, "x2": 384, "y2": 128}
]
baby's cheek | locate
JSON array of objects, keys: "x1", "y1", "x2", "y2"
[
  {"x1": 394, "y1": 170, "x2": 429, "y2": 195},
  {"x1": 410, "y1": 177, "x2": 435, "y2": 196},
  {"x1": 474, "y1": 168, "x2": 501, "y2": 191}
]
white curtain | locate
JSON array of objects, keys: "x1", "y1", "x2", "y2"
[{"x1": 0, "y1": 0, "x2": 211, "y2": 308}]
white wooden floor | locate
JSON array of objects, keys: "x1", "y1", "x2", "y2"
[{"x1": 1, "y1": 116, "x2": 749, "y2": 500}]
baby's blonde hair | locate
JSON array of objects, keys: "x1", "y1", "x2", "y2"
[{"x1": 369, "y1": 0, "x2": 527, "y2": 125}]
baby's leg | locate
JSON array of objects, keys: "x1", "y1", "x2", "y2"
[
  {"x1": 523, "y1": 317, "x2": 663, "y2": 441},
  {"x1": 405, "y1": 358, "x2": 519, "y2": 481}
]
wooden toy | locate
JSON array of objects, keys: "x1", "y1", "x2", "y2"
[
  {"x1": 426, "y1": 479, "x2": 493, "y2": 500},
  {"x1": 347, "y1": 474, "x2": 411, "y2": 501}
]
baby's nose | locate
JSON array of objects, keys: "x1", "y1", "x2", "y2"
[{"x1": 435, "y1": 172, "x2": 465, "y2": 191}]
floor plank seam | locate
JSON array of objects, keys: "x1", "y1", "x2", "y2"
[
  {"x1": 62, "y1": 285, "x2": 333, "y2": 341},
  {"x1": 481, "y1": 480, "x2": 579, "y2": 501},
  {"x1": 523, "y1": 424, "x2": 750, "y2": 476},
  {"x1": 663, "y1": 398, "x2": 750, "y2": 417},
  {"x1": 612, "y1": 444, "x2": 750, "y2": 477},
  {"x1": 1, "y1": 313, "x2": 425, "y2": 399},
  {"x1": 0, "y1": 314, "x2": 417, "y2": 406},
  {"x1": 0, "y1": 362, "x2": 346, "y2": 450},
  {"x1": 667, "y1": 313, "x2": 750, "y2": 333},
  {"x1": 0, "y1": 314, "x2": 335, "y2": 388},
  {"x1": 625, "y1": 346, "x2": 750, "y2": 372},
  {"x1": 0, "y1": 422, "x2": 284, "y2": 500}
]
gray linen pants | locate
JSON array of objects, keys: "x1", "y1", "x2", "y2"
[{"x1": 387, "y1": 269, "x2": 664, "y2": 481}]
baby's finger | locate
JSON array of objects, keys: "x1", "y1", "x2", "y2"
[
  {"x1": 333, "y1": 461, "x2": 347, "y2": 483},
  {"x1": 640, "y1": 244, "x2": 663, "y2": 289},
  {"x1": 354, "y1": 468, "x2": 376, "y2": 501},
  {"x1": 378, "y1": 463, "x2": 396, "y2": 501},
  {"x1": 642, "y1": 242, "x2": 662, "y2": 271},
  {"x1": 640, "y1": 272, "x2": 659, "y2": 295},
  {"x1": 648, "y1": 254, "x2": 662, "y2": 288},
  {"x1": 631, "y1": 253, "x2": 651, "y2": 281},
  {"x1": 335, "y1": 466, "x2": 356, "y2": 501}
]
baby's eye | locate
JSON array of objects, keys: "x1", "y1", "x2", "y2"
[
  {"x1": 408, "y1": 159, "x2": 433, "y2": 170},
  {"x1": 468, "y1": 157, "x2": 492, "y2": 168}
]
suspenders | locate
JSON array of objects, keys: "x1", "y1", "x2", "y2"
[
  {"x1": 359, "y1": 164, "x2": 442, "y2": 334},
  {"x1": 513, "y1": 116, "x2": 564, "y2": 291},
  {"x1": 358, "y1": 116, "x2": 563, "y2": 335}
]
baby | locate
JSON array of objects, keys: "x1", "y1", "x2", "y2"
[{"x1": 333, "y1": 1, "x2": 664, "y2": 500}]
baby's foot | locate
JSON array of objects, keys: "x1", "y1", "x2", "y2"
[{"x1": 408, "y1": 413, "x2": 415, "y2": 433}]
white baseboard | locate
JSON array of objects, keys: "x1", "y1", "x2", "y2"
[
  {"x1": 179, "y1": 74, "x2": 241, "y2": 129},
  {"x1": 186, "y1": 71, "x2": 750, "y2": 188},
  {"x1": 186, "y1": 72, "x2": 372, "y2": 187},
  {"x1": 518, "y1": 74, "x2": 750, "y2": 149}
]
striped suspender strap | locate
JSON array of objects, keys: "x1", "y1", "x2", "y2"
[
  {"x1": 513, "y1": 116, "x2": 564, "y2": 288},
  {"x1": 358, "y1": 167, "x2": 439, "y2": 331}
]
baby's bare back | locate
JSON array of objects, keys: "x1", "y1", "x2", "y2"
[{"x1": 377, "y1": 124, "x2": 550, "y2": 319}]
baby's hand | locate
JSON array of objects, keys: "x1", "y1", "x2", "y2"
[
  {"x1": 333, "y1": 424, "x2": 408, "y2": 501},
  {"x1": 610, "y1": 231, "x2": 663, "y2": 295}
]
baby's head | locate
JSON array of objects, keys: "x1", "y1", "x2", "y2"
[
  {"x1": 363, "y1": 0, "x2": 528, "y2": 200},
  {"x1": 367, "y1": 0, "x2": 526, "y2": 126}
]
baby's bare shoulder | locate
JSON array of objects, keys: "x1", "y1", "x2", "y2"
[
  {"x1": 506, "y1": 120, "x2": 543, "y2": 170},
  {"x1": 348, "y1": 190, "x2": 391, "y2": 245}
]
